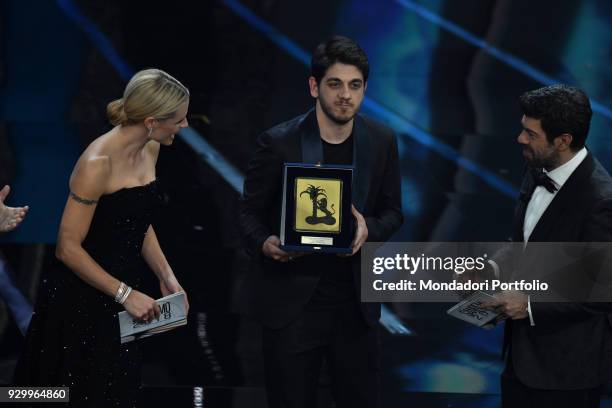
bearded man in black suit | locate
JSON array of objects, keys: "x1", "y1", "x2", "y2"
[{"x1": 487, "y1": 85, "x2": 612, "y2": 407}]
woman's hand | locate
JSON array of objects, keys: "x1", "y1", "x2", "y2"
[
  {"x1": 123, "y1": 290, "x2": 161, "y2": 323},
  {"x1": 160, "y1": 274, "x2": 190, "y2": 314},
  {"x1": 0, "y1": 185, "x2": 28, "y2": 232}
]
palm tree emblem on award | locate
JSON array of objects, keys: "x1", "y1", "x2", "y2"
[{"x1": 299, "y1": 184, "x2": 336, "y2": 225}]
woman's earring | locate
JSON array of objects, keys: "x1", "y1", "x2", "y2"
[{"x1": 147, "y1": 127, "x2": 153, "y2": 138}]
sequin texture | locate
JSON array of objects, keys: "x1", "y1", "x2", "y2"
[{"x1": 14, "y1": 180, "x2": 164, "y2": 407}]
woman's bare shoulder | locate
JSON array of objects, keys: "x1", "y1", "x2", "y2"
[{"x1": 70, "y1": 134, "x2": 114, "y2": 195}]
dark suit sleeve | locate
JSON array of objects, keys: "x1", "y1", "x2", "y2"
[
  {"x1": 238, "y1": 132, "x2": 284, "y2": 256},
  {"x1": 582, "y1": 198, "x2": 612, "y2": 241},
  {"x1": 364, "y1": 133, "x2": 403, "y2": 242},
  {"x1": 531, "y1": 198, "x2": 612, "y2": 324}
]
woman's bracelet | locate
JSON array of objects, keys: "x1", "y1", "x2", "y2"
[
  {"x1": 114, "y1": 282, "x2": 126, "y2": 303},
  {"x1": 114, "y1": 282, "x2": 132, "y2": 304},
  {"x1": 118, "y1": 286, "x2": 132, "y2": 304}
]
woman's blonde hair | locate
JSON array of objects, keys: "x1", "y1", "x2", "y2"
[{"x1": 106, "y1": 68, "x2": 189, "y2": 126}]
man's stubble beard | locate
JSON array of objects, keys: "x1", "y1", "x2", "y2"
[
  {"x1": 318, "y1": 96, "x2": 360, "y2": 126},
  {"x1": 525, "y1": 146, "x2": 561, "y2": 170}
]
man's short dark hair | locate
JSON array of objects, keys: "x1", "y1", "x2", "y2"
[
  {"x1": 519, "y1": 85, "x2": 592, "y2": 150},
  {"x1": 310, "y1": 36, "x2": 369, "y2": 84}
]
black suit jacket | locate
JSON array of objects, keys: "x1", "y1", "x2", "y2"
[
  {"x1": 239, "y1": 109, "x2": 403, "y2": 329},
  {"x1": 507, "y1": 152, "x2": 612, "y2": 389}
]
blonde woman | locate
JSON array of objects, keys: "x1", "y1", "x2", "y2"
[{"x1": 14, "y1": 69, "x2": 190, "y2": 407}]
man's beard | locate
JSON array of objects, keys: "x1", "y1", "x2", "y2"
[
  {"x1": 524, "y1": 146, "x2": 560, "y2": 170},
  {"x1": 319, "y1": 96, "x2": 359, "y2": 125}
]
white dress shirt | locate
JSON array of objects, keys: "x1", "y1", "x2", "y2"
[
  {"x1": 522, "y1": 147, "x2": 588, "y2": 325},
  {"x1": 523, "y1": 147, "x2": 588, "y2": 242}
]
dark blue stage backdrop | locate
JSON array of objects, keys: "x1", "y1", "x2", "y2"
[{"x1": 2, "y1": 0, "x2": 612, "y2": 406}]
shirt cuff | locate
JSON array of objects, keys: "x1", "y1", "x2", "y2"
[
  {"x1": 488, "y1": 259, "x2": 500, "y2": 279},
  {"x1": 527, "y1": 295, "x2": 535, "y2": 326}
]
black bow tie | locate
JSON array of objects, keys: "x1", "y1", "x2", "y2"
[{"x1": 531, "y1": 168, "x2": 558, "y2": 193}]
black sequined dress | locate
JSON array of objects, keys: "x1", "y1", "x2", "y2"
[{"x1": 14, "y1": 180, "x2": 164, "y2": 407}]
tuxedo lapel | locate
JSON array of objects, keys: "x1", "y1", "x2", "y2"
[
  {"x1": 527, "y1": 153, "x2": 595, "y2": 242},
  {"x1": 352, "y1": 115, "x2": 373, "y2": 212},
  {"x1": 514, "y1": 170, "x2": 536, "y2": 242},
  {"x1": 299, "y1": 109, "x2": 323, "y2": 164}
]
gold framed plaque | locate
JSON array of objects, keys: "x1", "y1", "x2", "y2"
[
  {"x1": 280, "y1": 163, "x2": 353, "y2": 254},
  {"x1": 294, "y1": 177, "x2": 343, "y2": 234}
]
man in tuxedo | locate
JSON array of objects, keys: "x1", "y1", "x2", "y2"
[
  {"x1": 239, "y1": 36, "x2": 403, "y2": 408},
  {"x1": 487, "y1": 85, "x2": 612, "y2": 407}
]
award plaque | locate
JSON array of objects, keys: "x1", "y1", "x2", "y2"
[{"x1": 280, "y1": 163, "x2": 353, "y2": 254}]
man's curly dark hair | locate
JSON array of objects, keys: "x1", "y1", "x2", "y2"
[
  {"x1": 519, "y1": 84, "x2": 592, "y2": 150},
  {"x1": 310, "y1": 36, "x2": 369, "y2": 84}
]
